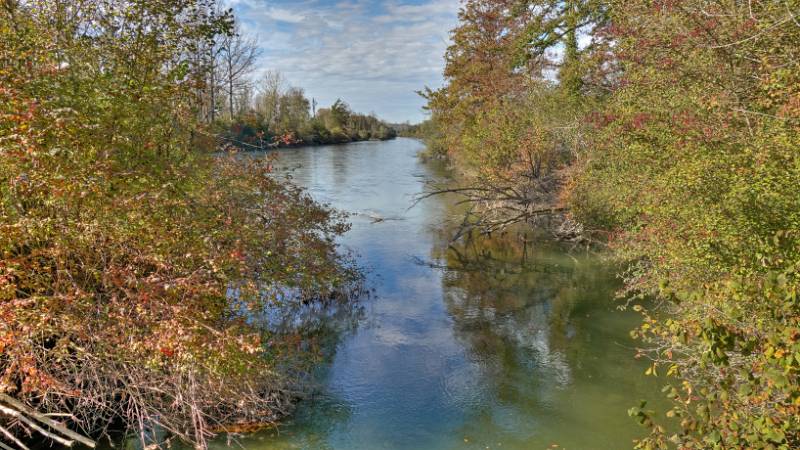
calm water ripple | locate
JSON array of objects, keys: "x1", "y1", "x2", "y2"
[{"x1": 203, "y1": 138, "x2": 666, "y2": 450}]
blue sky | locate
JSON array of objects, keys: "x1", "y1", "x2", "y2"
[{"x1": 227, "y1": 0, "x2": 460, "y2": 123}]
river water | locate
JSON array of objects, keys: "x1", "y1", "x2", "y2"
[{"x1": 209, "y1": 138, "x2": 664, "y2": 450}]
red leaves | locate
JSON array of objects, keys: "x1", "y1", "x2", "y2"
[
  {"x1": 0, "y1": 5, "x2": 361, "y2": 445},
  {"x1": 229, "y1": 248, "x2": 245, "y2": 261},
  {"x1": 778, "y1": 93, "x2": 800, "y2": 120},
  {"x1": 631, "y1": 112, "x2": 652, "y2": 131},
  {"x1": 584, "y1": 111, "x2": 618, "y2": 129},
  {"x1": 671, "y1": 110, "x2": 698, "y2": 132},
  {"x1": 274, "y1": 132, "x2": 299, "y2": 146}
]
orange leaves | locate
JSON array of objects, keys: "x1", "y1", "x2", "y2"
[
  {"x1": 0, "y1": 3, "x2": 362, "y2": 445},
  {"x1": 776, "y1": 94, "x2": 800, "y2": 119},
  {"x1": 275, "y1": 132, "x2": 299, "y2": 146},
  {"x1": 229, "y1": 247, "x2": 245, "y2": 262},
  {"x1": 0, "y1": 332, "x2": 15, "y2": 354}
]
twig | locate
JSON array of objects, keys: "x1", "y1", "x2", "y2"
[
  {"x1": 0, "y1": 424, "x2": 29, "y2": 450},
  {"x1": 0, "y1": 404, "x2": 74, "y2": 447},
  {"x1": 0, "y1": 438, "x2": 16, "y2": 450}
]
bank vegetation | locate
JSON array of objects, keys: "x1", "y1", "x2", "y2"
[
  {"x1": 423, "y1": 0, "x2": 800, "y2": 448},
  {"x1": 0, "y1": 0, "x2": 360, "y2": 448}
]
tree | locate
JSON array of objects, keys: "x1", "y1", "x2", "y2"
[
  {"x1": 511, "y1": 0, "x2": 608, "y2": 98},
  {"x1": 329, "y1": 98, "x2": 352, "y2": 131},
  {"x1": 427, "y1": 0, "x2": 800, "y2": 446},
  {"x1": 0, "y1": 1, "x2": 358, "y2": 448},
  {"x1": 221, "y1": 22, "x2": 259, "y2": 120},
  {"x1": 276, "y1": 87, "x2": 311, "y2": 134},
  {"x1": 420, "y1": 0, "x2": 609, "y2": 237},
  {"x1": 567, "y1": 1, "x2": 800, "y2": 447},
  {"x1": 255, "y1": 70, "x2": 287, "y2": 129}
]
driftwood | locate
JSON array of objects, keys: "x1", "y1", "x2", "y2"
[{"x1": 0, "y1": 393, "x2": 96, "y2": 449}]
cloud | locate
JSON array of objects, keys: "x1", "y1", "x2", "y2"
[
  {"x1": 228, "y1": 0, "x2": 460, "y2": 123},
  {"x1": 262, "y1": 6, "x2": 306, "y2": 23}
]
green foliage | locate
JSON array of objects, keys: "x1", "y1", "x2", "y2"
[
  {"x1": 420, "y1": 0, "x2": 609, "y2": 235},
  {"x1": 568, "y1": 1, "x2": 800, "y2": 448},
  {"x1": 428, "y1": 0, "x2": 800, "y2": 447},
  {"x1": 219, "y1": 94, "x2": 397, "y2": 149},
  {"x1": 394, "y1": 119, "x2": 447, "y2": 159}
]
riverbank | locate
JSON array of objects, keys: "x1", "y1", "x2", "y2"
[
  {"x1": 219, "y1": 133, "x2": 398, "y2": 151},
  {"x1": 0, "y1": 4, "x2": 364, "y2": 448},
  {"x1": 209, "y1": 98, "x2": 398, "y2": 152},
  {"x1": 419, "y1": 1, "x2": 800, "y2": 446}
]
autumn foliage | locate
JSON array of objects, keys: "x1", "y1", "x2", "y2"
[
  {"x1": 427, "y1": 0, "x2": 800, "y2": 448},
  {"x1": 0, "y1": 0, "x2": 357, "y2": 447}
]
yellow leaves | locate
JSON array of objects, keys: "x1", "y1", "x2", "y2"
[{"x1": 666, "y1": 364, "x2": 679, "y2": 377}]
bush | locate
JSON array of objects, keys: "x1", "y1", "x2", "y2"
[
  {"x1": 0, "y1": 1, "x2": 358, "y2": 447},
  {"x1": 569, "y1": 1, "x2": 800, "y2": 447}
]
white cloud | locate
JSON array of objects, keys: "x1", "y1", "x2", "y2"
[
  {"x1": 263, "y1": 6, "x2": 306, "y2": 23},
  {"x1": 228, "y1": 0, "x2": 460, "y2": 122}
]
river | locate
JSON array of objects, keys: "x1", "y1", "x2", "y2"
[{"x1": 207, "y1": 137, "x2": 665, "y2": 450}]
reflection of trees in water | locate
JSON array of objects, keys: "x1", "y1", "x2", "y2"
[
  {"x1": 433, "y1": 228, "x2": 669, "y2": 448},
  {"x1": 432, "y1": 228, "x2": 615, "y2": 399},
  {"x1": 266, "y1": 289, "x2": 368, "y2": 389},
  {"x1": 177, "y1": 291, "x2": 365, "y2": 450},
  {"x1": 229, "y1": 281, "x2": 368, "y2": 389}
]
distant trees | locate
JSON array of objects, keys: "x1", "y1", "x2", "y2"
[
  {"x1": 220, "y1": 24, "x2": 260, "y2": 120},
  {"x1": 277, "y1": 87, "x2": 311, "y2": 135},
  {"x1": 187, "y1": 18, "x2": 396, "y2": 150},
  {"x1": 254, "y1": 70, "x2": 287, "y2": 129},
  {"x1": 394, "y1": 119, "x2": 445, "y2": 158},
  {"x1": 219, "y1": 86, "x2": 396, "y2": 149}
]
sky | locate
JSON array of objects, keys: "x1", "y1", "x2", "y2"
[{"x1": 227, "y1": 0, "x2": 461, "y2": 124}]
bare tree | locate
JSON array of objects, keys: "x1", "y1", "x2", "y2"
[
  {"x1": 199, "y1": 15, "x2": 227, "y2": 123},
  {"x1": 235, "y1": 83, "x2": 254, "y2": 116},
  {"x1": 220, "y1": 23, "x2": 259, "y2": 120},
  {"x1": 255, "y1": 70, "x2": 287, "y2": 128}
]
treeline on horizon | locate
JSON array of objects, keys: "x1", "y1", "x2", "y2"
[
  {"x1": 195, "y1": 22, "x2": 396, "y2": 150},
  {"x1": 394, "y1": 120, "x2": 440, "y2": 143},
  {"x1": 210, "y1": 72, "x2": 397, "y2": 149},
  {"x1": 421, "y1": 0, "x2": 799, "y2": 449}
]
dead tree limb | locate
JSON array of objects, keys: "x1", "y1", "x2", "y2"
[{"x1": 0, "y1": 394, "x2": 96, "y2": 448}]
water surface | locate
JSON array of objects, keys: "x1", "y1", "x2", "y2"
[{"x1": 212, "y1": 138, "x2": 664, "y2": 450}]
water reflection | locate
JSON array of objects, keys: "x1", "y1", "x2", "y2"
[
  {"x1": 430, "y1": 230, "x2": 648, "y2": 448},
  {"x1": 196, "y1": 139, "x2": 666, "y2": 450}
]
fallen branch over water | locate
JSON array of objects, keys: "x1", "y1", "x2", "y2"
[
  {"x1": 412, "y1": 172, "x2": 569, "y2": 243},
  {"x1": 0, "y1": 394, "x2": 96, "y2": 449}
]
